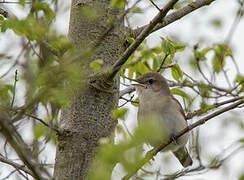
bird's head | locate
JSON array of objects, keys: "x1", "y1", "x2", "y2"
[{"x1": 131, "y1": 72, "x2": 171, "y2": 98}]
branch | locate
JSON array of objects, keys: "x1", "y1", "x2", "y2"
[
  {"x1": 0, "y1": 105, "x2": 60, "y2": 133},
  {"x1": 108, "y1": 0, "x2": 180, "y2": 80},
  {"x1": 186, "y1": 96, "x2": 244, "y2": 119},
  {"x1": 0, "y1": 1, "x2": 32, "y2": 3},
  {"x1": 25, "y1": 113, "x2": 59, "y2": 133},
  {"x1": 122, "y1": 100, "x2": 244, "y2": 180},
  {"x1": 0, "y1": 113, "x2": 49, "y2": 180},
  {"x1": 0, "y1": 155, "x2": 34, "y2": 177},
  {"x1": 0, "y1": 7, "x2": 8, "y2": 17},
  {"x1": 10, "y1": 70, "x2": 18, "y2": 108},
  {"x1": 133, "y1": 0, "x2": 216, "y2": 37},
  {"x1": 119, "y1": 86, "x2": 135, "y2": 98},
  {"x1": 157, "y1": 53, "x2": 169, "y2": 72}
]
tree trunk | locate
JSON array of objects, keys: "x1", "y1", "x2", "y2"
[{"x1": 53, "y1": 0, "x2": 125, "y2": 179}]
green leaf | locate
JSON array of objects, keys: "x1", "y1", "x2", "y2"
[
  {"x1": 161, "y1": 37, "x2": 175, "y2": 58},
  {"x1": 50, "y1": 36, "x2": 73, "y2": 55},
  {"x1": 152, "y1": 57, "x2": 158, "y2": 72},
  {"x1": 174, "y1": 44, "x2": 185, "y2": 52},
  {"x1": 239, "y1": 138, "x2": 244, "y2": 144},
  {"x1": 236, "y1": 75, "x2": 244, "y2": 83},
  {"x1": 131, "y1": 7, "x2": 143, "y2": 13},
  {"x1": 34, "y1": 123, "x2": 48, "y2": 139},
  {"x1": 239, "y1": 174, "x2": 244, "y2": 180},
  {"x1": 210, "y1": 18, "x2": 222, "y2": 29},
  {"x1": 110, "y1": 0, "x2": 126, "y2": 8},
  {"x1": 111, "y1": 108, "x2": 128, "y2": 120},
  {"x1": 200, "y1": 102, "x2": 214, "y2": 113},
  {"x1": 171, "y1": 88, "x2": 192, "y2": 105},
  {"x1": 194, "y1": 47, "x2": 213, "y2": 61},
  {"x1": 0, "y1": 84, "x2": 14, "y2": 106},
  {"x1": 135, "y1": 62, "x2": 150, "y2": 74},
  {"x1": 212, "y1": 54, "x2": 225, "y2": 73},
  {"x1": 19, "y1": 0, "x2": 25, "y2": 6},
  {"x1": 211, "y1": 43, "x2": 231, "y2": 73},
  {"x1": 151, "y1": 47, "x2": 162, "y2": 54},
  {"x1": 171, "y1": 64, "x2": 183, "y2": 81},
  {"x1": 128, "y1": 66, "x2": 135, "y2": 79},
  {"x1": 131, "y1": 97, "x2": 139, "y2": 107},
  {"x1": 236, "y1": 75, "x2": 244, "y2": 93},
  {"x1": 127, "y1": 38, "x2": 135, "y2": 44},
  {"x1": 33, "y1": 2, "x2": 55, "y2": 23},
  {"x1": 141, "y1": 49, "x2": 154, "y2": 59},
  {"x1": 0, "y1": 16, "x2": 4, "y2": 22},
  {"x1": 89, "y1": 59, "x2": 103, "y2": 71},
  {"x1": 197, "y1": 83, "x2": 211, "y2": 97},
  {"x1": 1, "y1": 17, "x2": 46, "y2": 40}
]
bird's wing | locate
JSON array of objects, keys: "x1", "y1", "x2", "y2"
[{"x1": 171, "y1": 95, "x2": 186, "y2": 120}]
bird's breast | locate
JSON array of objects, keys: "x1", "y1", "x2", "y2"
[{"x1": 137, "y1": 95, "x2": 188, "y2": 151}]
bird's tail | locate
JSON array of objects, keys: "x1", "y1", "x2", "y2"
[{"x1": 173, "y1": 147, "x2": 193, "y2": 167}]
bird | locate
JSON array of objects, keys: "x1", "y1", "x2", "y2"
[{"x1": 132, "y1": 72, "x2": 192, "y2": 167}]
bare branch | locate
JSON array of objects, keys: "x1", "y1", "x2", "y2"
[
  {"x1": 122, "y1": 100, "x2": 244, "y2": 180},
  {"x1": 0, "y1": 155, "x2": 34, "y2": 177},
  {"x1": 108, "y1": 0, "x2": 180, "y2": 80},
  {"x1": 0, "y1": 7, "x2": 8, "y2": 17},
  {"x1": 186, "y1": 96, "x2": 244, "y2": 119},
  {"x1": 25, "y1": 113, "x2": 59, "y2": 133},
  {"x1": 10, "y1": 70, "x2": 18, "y2": 108},
  {"x1": 0, "y1": 115, "x2": 47, "y2": 180},
  {"x1": 149, "y1": 0, "x2": 161, "y2": 11},
  {"x1": 0, "y1": 42, "x2": 28, "y2": 79},
  {"x1": 119, "y1": 86, "x2": 135, "y2": 98},
  {"x1": 0, "y1": 1, "x2": 32, "y2": 4},
  {"x1": 133, "y1": 0, "x2": 216, "y2": 37},
  {"x1": 0, "y1": 105, "x2": 60, "y2": 133}
]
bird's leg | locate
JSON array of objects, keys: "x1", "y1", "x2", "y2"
[{"x1": 170, "y1": 134, "x2": 178, "y2": 145}]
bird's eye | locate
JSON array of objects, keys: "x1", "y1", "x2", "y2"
[{"x1": 148, "y1": 79, "x2": 153, "y2": 84}]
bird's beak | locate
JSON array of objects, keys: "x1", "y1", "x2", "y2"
[
  {"x1": 132, "y1": 82, "x2": 147, "y2": 88},
  {"x1": 126, "y1": 77, "x2": 146, "y2": 88}
]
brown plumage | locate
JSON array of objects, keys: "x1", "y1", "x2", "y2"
[{"x1": 133, "y1": 72, "x2": 192, "y2": 167}]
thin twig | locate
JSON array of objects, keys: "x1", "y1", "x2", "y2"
[
  {"x1": 11, "y1": 70, "x2": 18, "y2": 108},
  {"x1": 149, "y1": 0, "x2": 161, "y2": 11},
  {"x1": 119, "y1": 96, "x2": 138, "y2": 108},
  {"x1": 157, "y1": 54, "x2": 169, "y2": 72},
  {"x1": 0, "y1": 7, "x2": 8, "y2": 17},
  {"x1": 0, "y1": 115, "x2": 47, "y2": 180},
  {"x1": 25, "y1": 113, "x2": 59, "y2": 133},
  {"x1": 0, "y1": 1, "x2": 32, "y2": 3},
  {"x1": 119, "y1": 86, "x2": 136, "y2": 98},
  {"x1": 0, "y1": 155, "x2": 34, "y2": 177},
  {"x1": 186, "y1": 96, "x2": 244, "y2": 119},
  {"x1": 0, "y1": 42, "x2": 28, "y2": 79},
  {"x1": 0, "y1": 105, "x2": 59, "y2": 133}
]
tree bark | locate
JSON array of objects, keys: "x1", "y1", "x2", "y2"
[{"x1": 53, "y1": 0, "x2": 125, "y2": 179}]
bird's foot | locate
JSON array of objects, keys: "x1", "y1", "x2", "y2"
[{"x1": 170, "y1": 134, "x2": 178, "y2": 145}]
